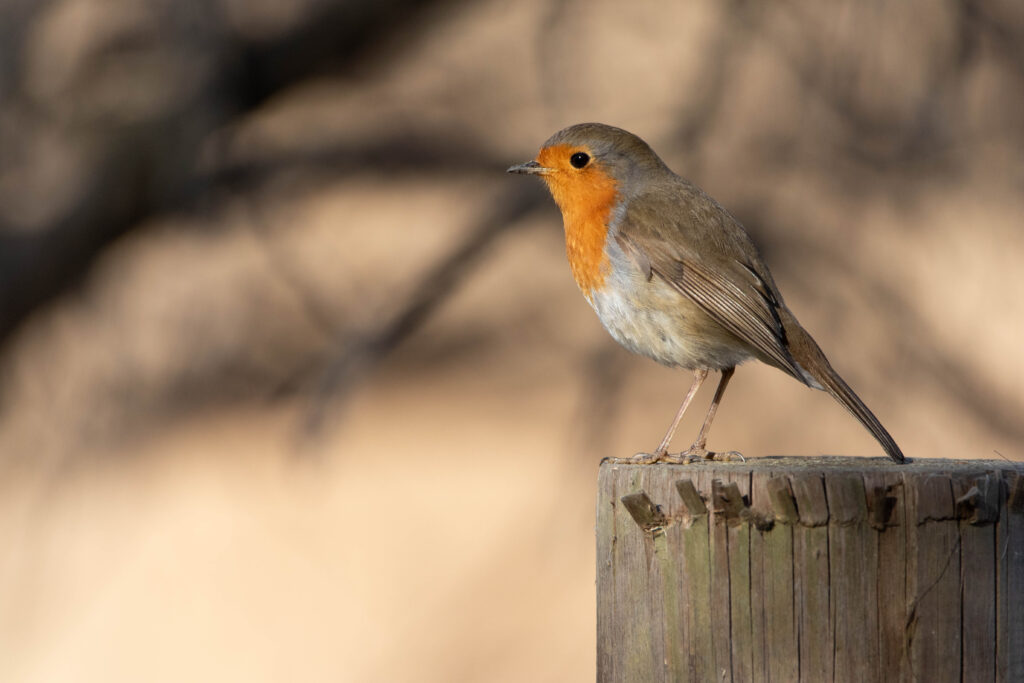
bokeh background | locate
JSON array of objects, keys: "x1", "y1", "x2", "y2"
[{"x1": 2, "y1": 1, "x2": 1023, "y2": 680}]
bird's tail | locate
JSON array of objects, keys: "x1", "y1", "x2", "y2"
[{"x1": 781, "y1": 313, "x2": 906, "y2": 464}]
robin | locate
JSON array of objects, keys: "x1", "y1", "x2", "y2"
[{"x1": 508, "y1": 123, "x2": 905, "y2": 464}]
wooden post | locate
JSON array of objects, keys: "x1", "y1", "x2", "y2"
[{"x1": 596, "y1": 456, "x2": 1024, "y2": 683}]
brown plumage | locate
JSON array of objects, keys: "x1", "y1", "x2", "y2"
[{"x1": 509, "y1": 122, "x2": 905, "y2": 464}]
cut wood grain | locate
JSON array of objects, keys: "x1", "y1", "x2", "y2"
[{"x1": 596, "y1": 457, "x2": 1024, "y2": 683}]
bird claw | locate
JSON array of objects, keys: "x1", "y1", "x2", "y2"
[
  {"x1": 660, "y1": 452, "x2": 705, "y2": 464},
  {"x1": 663, "y1": 447, "x2": 745, "y2": 463},
  {"x1": 705, "y1": 449, "x2": 745, "y2": 462},
  {"x1": 604, "y1": 451, "x2": 666, "y2": 465},
  {"x1": 602, "y1": 449, "x2": 745, "y2": 465}
]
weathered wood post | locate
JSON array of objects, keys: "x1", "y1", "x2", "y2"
[{"x1": 596, "y1": 457, "x2": 1024, "y2": 682}]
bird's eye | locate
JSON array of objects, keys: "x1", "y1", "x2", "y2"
[{"x1": 570, "y1": 152, "x2": 590, "y2": 169}]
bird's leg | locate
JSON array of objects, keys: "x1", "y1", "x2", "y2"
[
  {"x1": 607, "y1": 369, "x2": 707, "y2": 464},
  {"x1": 691, "y1": 366, "x2": 733, "y2": 451},
  {"x1": 654, "y1": 368, "x2": 708, "y2": 456},
  {"x1": 670, "y1": 367, "x2": 745, "y2": 463}
]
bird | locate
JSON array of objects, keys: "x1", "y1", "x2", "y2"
[{"x1": 508, "y1": 123, "x2": 905, "y2": 464}]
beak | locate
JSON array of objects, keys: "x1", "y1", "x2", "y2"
[{"x1": 507, "y1": 160, "x2": 551, "y2": 175}]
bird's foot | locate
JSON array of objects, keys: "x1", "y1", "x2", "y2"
[
  {"x1": 603, "y1": 451, "x2": 667, "y2": 465},
  {"x1": 660, "y1": 451, "x2": 705, "y2": 464},
  {"x1": 711, "y1": 449, "x2": 746, "y2": 462},
  {"x1": 662, "y1": 446, "x2": 745, "y2": 463},
  {"x1": 602, "y1": 448, "x2": 745, "y2": 465}
]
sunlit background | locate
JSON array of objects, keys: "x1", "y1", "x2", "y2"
[{"x1": 2, "y1": 1, "x2": 1023, "y2": 680}]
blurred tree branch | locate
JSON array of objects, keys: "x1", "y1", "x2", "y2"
[
  {"x1": 0, "y1": 0, "x2": 461, "y2": 349},
  {"x1": 301, "y1": 184, "x2": 545, "y2": 434}
]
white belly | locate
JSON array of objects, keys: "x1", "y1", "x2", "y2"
[{"x1": 587, "y1": 246, "x2": 754, "y2": 370}]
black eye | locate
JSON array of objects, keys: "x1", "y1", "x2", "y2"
[{"x1": 570, "y1": 152, "x2": 590, "y2": 168}]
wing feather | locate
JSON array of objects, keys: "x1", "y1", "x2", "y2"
[
  {"x1": 667, "y1": 258, "x2": 798, "y2": 376},
  {"x1": 617, "y1": 184, "x2": 808, "y2": 382}
]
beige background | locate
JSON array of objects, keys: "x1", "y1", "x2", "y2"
[{"x1": 2, "y1": 1, "x2": 1022, "y2": 680}]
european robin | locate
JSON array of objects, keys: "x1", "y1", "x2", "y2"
[{"x1": 508, "y1": 123, "x2": 905, "y2": 464}]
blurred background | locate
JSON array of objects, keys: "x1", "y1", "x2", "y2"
[{"x1": 1, "y1": 0, "x2": 1023, "y2": 680}]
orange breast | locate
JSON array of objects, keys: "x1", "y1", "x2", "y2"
[{"x1": 537, "y1": 145, "x2": 619, "y2": 299}]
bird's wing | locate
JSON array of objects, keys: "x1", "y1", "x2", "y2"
[{"x1": 616, "y1": 183, "x2": 808, "y2": 382}]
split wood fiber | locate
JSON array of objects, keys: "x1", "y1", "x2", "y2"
[{"x1": 595, "y1": 456, "x2": 1024, "y2": 683}]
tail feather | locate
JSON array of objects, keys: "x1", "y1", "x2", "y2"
[
  {"x1": 782, "y1": 312, "x2": 906, "y2": 463},
  {"x1": 813, "y1": 360, "x2": 905, "y2": 463}
]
